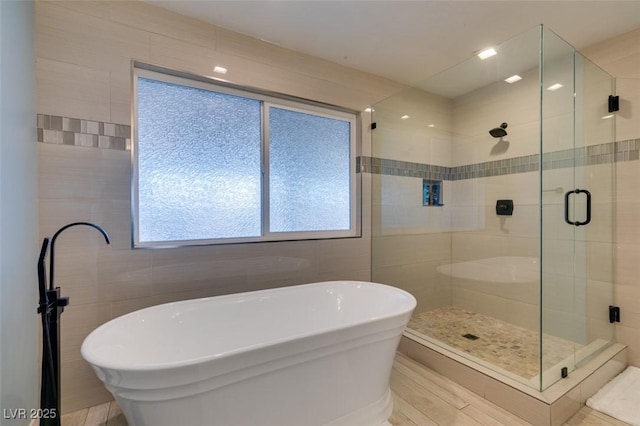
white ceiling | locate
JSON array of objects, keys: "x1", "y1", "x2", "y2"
[{"x1": 147, "y1": 1, "x2": 640, "y2": 87}]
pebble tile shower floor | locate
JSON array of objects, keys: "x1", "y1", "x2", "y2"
[{"x1": 408, "y1": 307, "x2": 581, "y2": 380}]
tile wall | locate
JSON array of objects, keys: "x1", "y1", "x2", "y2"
[
  {"x1": 34, "y1": 0, "x2": 640, "y2": 414},
  {"x1": 35, "y1": 0, "x2": 404, "y2": 413},
  {"x1": 582, "y1": 28, "x2": 640, "y2": 366},
  {"x1": 370, "y1": 31, "x2": 636, "y2": 351},
  {"x1": 370, "y1": 88, "x2": 454, "y2": 314}
]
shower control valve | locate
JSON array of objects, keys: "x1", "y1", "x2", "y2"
[{"x1": 496, "y1": 200, "x2": 513, "y2": 216}]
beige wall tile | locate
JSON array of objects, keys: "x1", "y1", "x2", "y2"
[
  {"x1": 149, "y1": 33, "x2": 221, "y2": 78},
  {"x1": 215, "y1": 26, "x2": 404, "y2": 103},
  {"x1": 317, "y1": 268, "x2": 371, "y2": 283},
  {"x1": 582, "y1": 28, "x2": 640, "y2": 75},
  {"x1": 616, "y1": 284, "x2": 640, "y2": 318},
  {"x1": 453, "y1": 273, "x2": 538, "y2": 305},
  {"x1": 39, "y1": 198, "x2": 132, "y2": 251},
  {"x1": 39, "y1": 199, "x2": 93, "y2": 240},
  {"x1": 452, "y1": 68, "x2": 540, "y2": 165},
  {"x1": 225, "y1": 53, "x2": 381, "y2": 110},
  {"x1": 372, "y1": 235, "x2": 422, "y2": 267},
  {"x1": 587, "y1": 242, "x2": 614, "y2": 282},
  {"x1": 615, "y1": 325, "x2": 640, "y2": 366},
  {"x1": 372, "y1": 262, "x2": 452, "y2": 313},
  {"x1": 51, "y1": 244, "x2": 111, "y2": 306},
  {"x1": 412, "y1": 286, "x2": 452, "y2": 314},
  {"x1": 372, "y1": 87, "x2": 453, "y2": 165},
  {"x1": 451, "y1": 233, "x2": 509, "y2": 261},
  {"x1": 616, "y1": 160, "x2": 640, "y2": 202},
  {"x1": 615, "y1": 78, "x2": 640, "y2": 141},
  {"x1": 110, "y1": 71, "x2": 132, "y2": 125},
  {"x1": 360, "y1": 171, "x2": 373, "y2": 239},
  {"x1": 542, "y1": 273, "x2": 575, "y2": 316},
  {"x1": 35, "y1": 0, "x2": 407, "y2": 413},
  {"x1": 61, "y1": 303, "x2": 111, "y2": 363},
  {"x1": 61, "y1": 359, "x2": 113, "y2": 413},
  {"x1": 452, "y1": 286, "x2": 538, "y2": 331},
  {"x1": 36, "y1": 1, "x2": 149, "y2": 73},
  {"x1": 599, "y1": 53, "x2": 640, "y2": 80},
  {"x1": 586, "y1": 279, "x2": 616, "y2": 340},
  {"x1": 38, "y1": 144, "x2": 130, "y2": 201},
  {"x1": 317, "y1": 237, "x2": 371, "y2": 275},
  {"x1": 35, "y1": 0, "x2": 640, "y2": 417},
  {"x1": 507, "y1": 236, "x2": 539, "y2": 258},
  {"x1": 149, "y1": 246, "x2": 255, "y2": 297},
  {"x1": 107, "y1": 1, "x2": 216, "y2": 49},
  {"x1": 413, "y1": 233, "x2": 453, "y2": 261},
  {"x1": 148, "y1": 239, "x2": 335, "y2": 299},
  {"x1": 37, "y1": 58, "x2": 111, "y2": 122},
  {"x1": 582, "y1": 29, "x2": 640, "y2": 367},
  {"x1": 477, "y1": 204, "x2": 539, "y2": 239},
  {"x1": 98, "y1": 249, "x2": 153, "y2": 302},
  {"x1": 110, "y1": 294, "x2": 177, "y2": 319},
  {"x1": 616, "y1": 200, "x2": 640, "y2": 244},
  {"x1": 39, "y1": 0, "x2": 112, "y2": 23}
]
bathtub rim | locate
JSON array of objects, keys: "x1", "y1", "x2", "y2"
[{"x1": 81, "y1": 280, "x2": 416, "y2": 372}]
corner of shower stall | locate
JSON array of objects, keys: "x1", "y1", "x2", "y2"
[{"x1": 370, "y1": 24, "x2": 626, "y2": 425}]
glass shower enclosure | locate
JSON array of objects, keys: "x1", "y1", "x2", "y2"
[{"x1": 370, "y1": 25, "x2": 616, "y2": 391}]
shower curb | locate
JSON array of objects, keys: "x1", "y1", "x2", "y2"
[{"x1": 398, "y1": 334, "x2": 627, "y2": 426}]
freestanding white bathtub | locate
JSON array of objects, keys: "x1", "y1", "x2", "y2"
[{"x1": 81, "y1": 281, "x2": 416, "y2": 426}]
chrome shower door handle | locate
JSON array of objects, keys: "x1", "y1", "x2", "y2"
[{"x1": 564, "y1": 189, "x2": 591, "y2": 226}]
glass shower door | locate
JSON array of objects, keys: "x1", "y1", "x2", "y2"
[
  {"x1": 540, "y1": 27, "x2": 615, "y2": 390},
  {"x1": 572, "y1": 51, "x2": 616, "y2": 370}
]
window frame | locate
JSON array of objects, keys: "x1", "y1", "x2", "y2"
[{"x1": 131, "y1": 65, "x2": 360, "y2": 248}]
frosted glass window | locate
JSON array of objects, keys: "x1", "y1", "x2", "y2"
[
  {"x1": 269, "y1": 107, "x2": 351, "y2": 232},
  {"x1": 133, "y1": 68, "x2": 358, "y2": 247},
  {"x1": 136, "y1": 77, "x2": 262, "y2": 242}
]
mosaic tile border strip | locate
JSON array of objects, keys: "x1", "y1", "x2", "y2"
[
  {"x1": 37, "y1": 114, "x2": 638, "y2": 177},
  {"x1": 362, "y1": 138, "x2": 640, "y2": 181},
  {"x1": 37, "y1": 114, "x2": 131, "y2": 151},
  {"x1": 359, "y1": 157, "x2": 450, "y2": 180}
]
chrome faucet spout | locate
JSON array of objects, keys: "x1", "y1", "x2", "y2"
[{"x1": 49, "y1": 222, "x2": 110, "y2": 291}]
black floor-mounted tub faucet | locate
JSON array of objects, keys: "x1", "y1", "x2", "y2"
[{"x1": 37, "y1": 222, "x2": 110, "y2": 426}]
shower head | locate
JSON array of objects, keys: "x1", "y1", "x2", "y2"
[{"x1": 489, "y1": 122, "x2": 508, "y2": 138}]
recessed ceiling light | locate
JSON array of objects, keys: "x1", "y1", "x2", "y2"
[
  {"x1": 401, "y1": 115, "x2": 410, "y2": 120},
  {"x1": 364, "y1": 107, "x2": 372, "y2": 112},
  {"x1": 546, "y1": 83, "x2": 563, "y2": 91},
  {"x1": 213, "y1": 66, "x2": 228, "y2": 74},
  {"x1": 428, "y1": 124, "x2": 435, "y2": 128},
  {"x1": 505, "y1": 75, "x2": 522, "y2": 84},
  {"x1": 477, "y1": 48, "x2": 497, "y2": 60}
]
